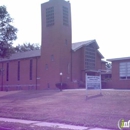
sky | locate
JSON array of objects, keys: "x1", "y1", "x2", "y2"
[{"x1": 1, "y1": 0, "x2": 130, "y2": 59}]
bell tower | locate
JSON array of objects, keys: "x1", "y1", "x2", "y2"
[{"x1": 40, "y1": 0, "x2": 72, "y2": 88}]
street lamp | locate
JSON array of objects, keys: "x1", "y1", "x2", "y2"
[{"x1": 60, "y1": 72, "x2": 63, "y2": 91}]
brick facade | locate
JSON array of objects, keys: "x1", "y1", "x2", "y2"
[
  {"x1": 0, "y1": 0, "x2": 104, "y2": 91},
  {"x1": 0, "y1": 57, "x2": 41, "y2": 91},
  {"x1": 106, "y1": 59, "x2": 130, "y2": 89},
  {"x1": 40, "y1": 0, "x2": 72, "y2": 89}
]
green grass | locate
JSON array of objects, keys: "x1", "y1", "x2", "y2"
[{"x1": 0, "y1": 89, "x2": 130, "y2": 129}]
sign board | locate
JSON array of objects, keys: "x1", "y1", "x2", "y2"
[
  {"x1": 85, "y1": 74, "x2": 102, "y2": 95},
  {"x1": 86, "y1": 75, "x2": 101, "y2": 90}
]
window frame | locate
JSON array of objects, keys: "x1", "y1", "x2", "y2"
[
  {"x1": 63, "y1": 6, "x2": 69, "y2": 26},
  {"x1": 30, "y1": 59, "x2": 33, "y2": 80},
  {"x1": 45, "y1": 64, "x2": 48, "y2": 70},
  {"x1": 51, "y1": 55, "x2": 54, "y2": 61},
  {"x1": 17, "y1": 61, "x2": 20, "y2": 81},
  {"x1": 6, "y1": 62, "x2": 9, "y2": 81},
  {"x1": 84, "y1": 45, "x2": 96, "y2": 70},
  {"x1": 46, "y1": 7, "x2": 54, "y2": 27},
  {"x1": 119, "y1": 62, "x2": 130, "y2": 80}
]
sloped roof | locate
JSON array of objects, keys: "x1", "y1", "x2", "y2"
[
  {"x1": 101, "y1": 59, "x2": 108, "y2": 63},
  {"x1": 0, "y1": 39, "x2": 104, "y2": 62},
  {"x1": 97, "y1": 50, "x2": 104, "y2": 58},
  {"x1": 72, "y1": 40, "x2": 104, "y2": 58},
  {"x1": 0, "y1": 50, "x2": 41, "y2": 62},
  {"x1": 107, "y1": 56, "x2": 130, "y2": 61},
  {"x1": 72, "y1": 39, "x2": 99, "y2": 51}
]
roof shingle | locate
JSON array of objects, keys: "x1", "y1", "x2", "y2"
[
  {"x1": 0, "y1": 39, "x2": 104, "y2": 62},
  {"x1": 72, "y1": 39, "x2": 99, "y2": 51},
  {"x1": 0, "y1": 50, "x2": 41, "y2": 62}
]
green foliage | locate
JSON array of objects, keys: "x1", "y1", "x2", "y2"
[
  {"x1": 106, "y1": 62, "x2": 112, "y2": 69},
  {"x1": 0, "y1": 5, "x2": 17, "y2": 58},
  {"x1": 14, "y1": 43, "x2": 40, "y2": 53}
]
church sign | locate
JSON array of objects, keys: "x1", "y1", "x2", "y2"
[{"x1": 86, "y1": 75, "x2": 101, "y2": 90}]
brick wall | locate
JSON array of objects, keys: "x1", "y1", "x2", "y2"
[
  {"x1": 0, "y1": 57, "x2": 40, "y2": 91},
  {"x1": 105, "y1": 59, "x2": 130, "y2": 89},
  {"x1": 40, "y1": 0, "x2": 72, "y2": 88},
  {"x1": 96, "y1": 51, "x2": 102, "y2": 70}
]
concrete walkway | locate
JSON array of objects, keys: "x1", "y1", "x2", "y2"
[{"x1": 0, "y1": 117, "x2": 112, "y2": 130}]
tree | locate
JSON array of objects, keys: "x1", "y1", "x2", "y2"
[
  {"x1": 14, "y1": 43, "x2": 40, "y2": 53},
  {"x1": 106, "y1": 62, "x2": 112, "y2": 69},
  {"x1": 0, "y1": 5, "x2": 17, "y2": 58}
]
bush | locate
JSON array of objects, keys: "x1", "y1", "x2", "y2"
[
  {"x1": 78, "y1": 81, "x2": 85, "y2": 88},
  {"x1": 55, "y1": 83, "x2": 67, "y2": 90}
]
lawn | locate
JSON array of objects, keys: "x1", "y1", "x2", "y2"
[{"x1": 0, "y1": 89, "x2": 130, "y2": 130}]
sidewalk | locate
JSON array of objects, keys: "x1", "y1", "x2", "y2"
[{"x1": 0, "y1": 117, "x2": 111, "y2": 130}]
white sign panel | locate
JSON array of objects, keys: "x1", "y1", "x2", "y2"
[{"x1": 86, "y1": 75, "x2": 101, "y2": 90}]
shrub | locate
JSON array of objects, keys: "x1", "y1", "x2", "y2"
[
  {"x1": 78, "y1": 81, "x2": 85, "y2": 88},
  {"x1": 55, "y1": 83, "x2": 67, "y2": 90}
]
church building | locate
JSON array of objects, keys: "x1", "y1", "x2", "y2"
[{"x1": 0, "y1": 0, "x2": 105, "y2": 91}]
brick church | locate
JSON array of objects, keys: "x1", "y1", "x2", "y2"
[{"x1": 0, "y1": 0, "x2": 105, "y2": 91}]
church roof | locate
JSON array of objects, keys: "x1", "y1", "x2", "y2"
[
  {"x1": 97, "y1": 50, "x2": 104, "y2": 58},
  {"x1": 72, "y1": 39, "x2": 104, "y2": 58},
  {"x1": 72, "y1": 39, "x2": 99, "y2": 51},
  {"x1": 107, "y1": 56, "x2": 130, "y2": 61},
  {"x1": 0, "y1": 40, "x2": 104, "y2": 62},
  {"x1": 101, "y1": 59, "x2": 108, "y2": 63},
  {"x1": 0, "y1": 50, "x2": 41, "y2": 62}
]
